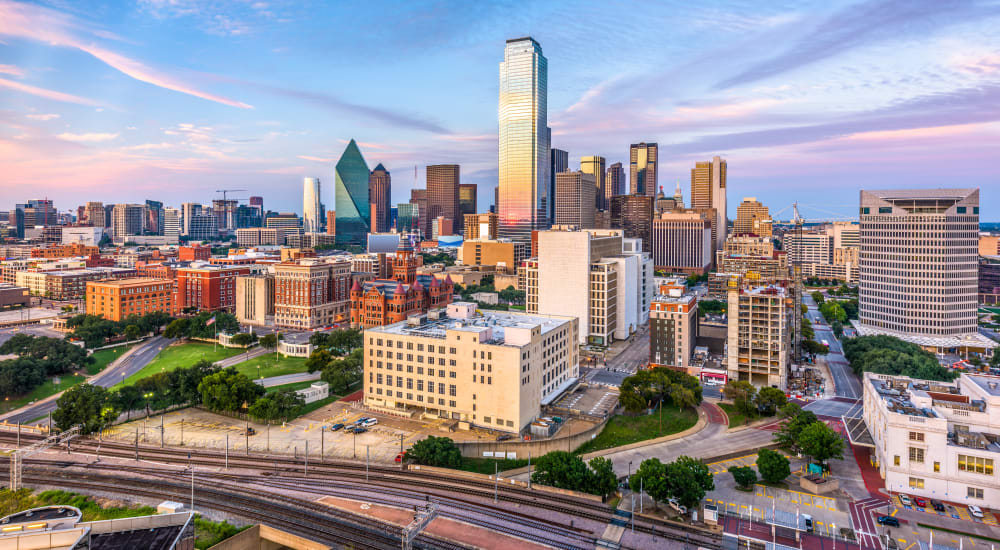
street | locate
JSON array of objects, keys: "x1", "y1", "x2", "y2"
[
  {"x1": 803, "y1": 293, "x2": 861, "y2": 400},
  {"x1": 582, "y1": 326, "x2": 649, "y2": 387}
]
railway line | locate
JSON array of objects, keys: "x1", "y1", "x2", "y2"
[{"x1": 0, "y1": 430, "x2": 723, "y2": 549}]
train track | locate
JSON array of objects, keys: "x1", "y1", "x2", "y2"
[{"x1": 0, "y1": 431, "x2": 723, "y2": 549}]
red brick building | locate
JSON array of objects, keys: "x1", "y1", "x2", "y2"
[
  {"x1": 178, "y1": 245, "x2": 211, "y2": 262},
  {"x1": 175, "y1": 265, "x2": 251, "y2": 313}
]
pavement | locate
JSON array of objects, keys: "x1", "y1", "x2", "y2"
[
  {"x1": 215, "y1": 346, "x2": 271, "y2": 368},
  {"x1": 581, "y1": 327, "x2": 650, "y2": 387},
  {"x1": 255, "y1": 371, "x2": 322, "y2": 388}
]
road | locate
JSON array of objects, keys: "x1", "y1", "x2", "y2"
[
  {"x1": 215, "y1": 346, "x2": 270, "y2": 368},
  {"x1": 803, "y1": 293, "x2": 861, "y2": 400},
  {"x1": 582, "y1": 327, "x2": 649, "y2": 387},
  {"x1": 0, "y1": 323, "x2": 65, "y2": 347}
]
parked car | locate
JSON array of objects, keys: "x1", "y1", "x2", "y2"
[
  {"x1": 330, "y1": 423, "x2": 344, "y2": 432},
  {"x1": 667, "y1": 498, "x2": 688, "y2": 515},
  {"x1": 898, "y1": 494, "x2": 912, "y2": 506},
  {"x1": 969, "y1": 505, "x2": 984, "y2": 518},
  {"x1": 496, "y1": 434, "x2": 513, "y2": 442},
  {"x1": 876, "y1": 516, "x2": 900, "y2": 527},
  {"x1": 802, "y1": 514, "x2": 813, "y2": 533},
  {"x1": 930, "y1": 500, "x2": 945, "y2": 512},
  {"x1": 395, "y1": 452, "x2": 407, "y2": 463},
  {"x1": 913, "y1": 496, "x2": 927, "y2": 507},
  {"x1": 242, "y1": 427, "x2": 256, "y2": 436},
  {"x1": 361, "y1": 418, "x2": 378, "y2": 427},
  {"x1": 351, "y1": 427, "x2": 368, "y2": 434}
]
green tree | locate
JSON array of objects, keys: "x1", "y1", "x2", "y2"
[
  {"x1": 163, "y1": 318, "x2": 190, "y2": 339},
  {"x1": 842, "y1": 335, "x2": 955, "y2": 381},
  {"x1": 53, "y1": 384, "x2": 115, "y2": 434},
  {"x1": 531, "y1": 451, "x2": 593, "y2": 491},
  {"x1": 305, "y1": 349, "x2": 332, "y2": 373},
  {"x1": 124, "y1": 324, "x2": 141, "y2": 340},
  {"x1": 588, "y1": 457, "x2": 618, "y2": 497},
  {"x1": 774, "y1": 409, "x2": 819, "y2": 453},
  {"x1": 320, "y1": 348, "x2": 363, "y2": 394},
  {"x1": 755, "y1": 387, "x2": 787, "y2": 416},
  {"x1": 811, "y1": 291, "x2": 825, "y2": 305},
  {"x1": 798, "y1": 422, "x2": 845, "y2": 466},
  {"x1": 802, "y1": 339, "x2": 828, "y2": 356},
  {"x1": 723, "y1": 380, "x2": 757, "y2": 421},
  {"x1": 112, "y1": 385, "x2": 143, "y2": 420},
  {"x1": 630, "y1": 458, "x2": 670, "y2": 508},
  {"x1": 697, "y1": 300, "x2": 726, "y2": 317},
  {"x1": 670, "y1": 384, "x2": 697, "y2": 412},
  {"x1": 230, "y1": 333, "x2": 254, "y2": 347},
  {"x1": 801, "y1": 318, "x2": 815, "y2": 341},
  {"x1": 259, "y1": 333, "x2": 278, "y2": 350},
  {"x1": 757, "y1": 449, "x2": 791, "y2": 484},
  {"x1": 407, "y1": 436, "x2": 462, "y2": 468},
  {"x1": 198, "y1": 368, "x2": 265, "y2": 412},
  {"x1": 248, "y1": 389, "x2": 304, "y2": 421},
  {"x1": 729, "y1": 466, "x2": 757, "y2": 490},
  {"x1": 831, "y1": 320, "x2": 844, "y2": 339},
  {"x1": 665, "y1": 455, "x2": 714, "y2": 509}
]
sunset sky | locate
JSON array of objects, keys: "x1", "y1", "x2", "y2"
[{"x1": 1, "y1": 0, "x2": 998, "y2": 219}]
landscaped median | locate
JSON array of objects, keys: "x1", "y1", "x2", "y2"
[{"x1": 115, "y1": 341, "x2": 243, "y2": 387}]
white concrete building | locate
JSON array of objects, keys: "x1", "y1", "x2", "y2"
[
  {"x1": 863, "y1": 372, "x2": 1000, "y2": 506},
  {"x1": 61, "y1": 226, "x2": 103, "y2": 245}
]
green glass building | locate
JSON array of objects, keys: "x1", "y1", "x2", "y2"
[{"x1": 334, "y1": 139, "x2": 371, "y2": 244}]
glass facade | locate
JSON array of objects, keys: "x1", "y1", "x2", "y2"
[
  {"x1": 498, "y1": 37, "x2": 548, "y2": 243},
  {"x1": 630, "y1": 142, "x2": 658, "y2": 196},
  {"x1": 334, "y1": 139, "x2": 371, "y2": 244},
  {"x1": 303, "y1": 177, "x2": 322, "y2": 233},
  {"x1": 397, "y1": 203, "x2": 419, "y2": 233}
]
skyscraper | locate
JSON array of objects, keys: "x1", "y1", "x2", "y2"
[
  {"x1": 427, "y1": 164, "x2": 461, "y2": 232},
  {"x1": 211, "y1": 199, "x2": 237, "y2": 231},
  {"x1": 84, "y1": 202, "x2": 105, "y2": 228},
  {"x1": 459, "y1": 183, "x2": 478, "y2": 219},
  {"x1": 410, "y1": 189, "x2": 429, "y2": 238},
  {"x1": 334, "y1": 139, "x2": 371, "y2": 244},
  {"x1": 549, "y1": 148, "x2": 568, "y2": 221},
  {"x1": 607, "y1": 162, "x2": 626, "y2": 197},
  {"x1": 249, "y1": 196, "x2": 263, "y2": 213},
  {"x1": 734, "y1": 197, "x2": 772, "y2": 237},
  {"x1": 163, "y1": 207, "x2": 180, "y2": 240},
  {"x1": 303, "y1": 177, "x2": 323, "y2": 233},
  {"x1": 580, "y1": 156, "x2": 607, "y2": 211},
  {"x1": 499, "y1": 37, "x2": 548, "y2": 242},
  {"x1": 111, "y1": 204, "x2": 144, "y2": 239},
  {"x1": 629, "y1": 143, "x2": 658, "y2": 196},
  {"x1": 554, "y1": 171, "x2": 596, "y2": 228},
  {"x1": 690, "y1": 155, "x2": 727, "y2": 252},
  {"x1": 368, "y1": 164, "x2": 391, "y2": 233},
  {"x1": 145, "y1": 200, "x2": 164, "y2": 235},
  {"x1": 610, "y1": 194, "x2": 655, "y2": 253}
]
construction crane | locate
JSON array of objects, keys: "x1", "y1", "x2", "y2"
[{"x1": 792, "y1": 202, "x2": 804, "y2": 361}]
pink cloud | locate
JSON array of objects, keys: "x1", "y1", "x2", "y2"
[
  {"x1": 0, "y1": 64, "x2": 23, "y2": 76},
  {"x1": 0, "y1": 76, "x2": 101, "y2": 106}
]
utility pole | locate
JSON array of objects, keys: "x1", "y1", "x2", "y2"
[
  {"x1": 225, "y1": 434, "x2": 229, "y2": 469},
  {"x1": 321, "y1": 426, "x2": 325, "y2": 461},
  {"x1": 527, "y1": 450, "x2": 531, "y2": 489},
  {"x1": 366, "y1": 445, "x2": 369, "y2": 482},
  {"x1": 134, "y1": 427, "x2": 139, "y2": 461},
  {"x1": 494, "y1": 462, "x2": 498, "y2": 504},
  {"x1": 245, "y1": 419, "x2": 249, "y2": 456},
  {"x1": 160, "y1": 415, "x2": 164, "y2": 448},
  {"x1": 304, "y1": 440, "x2": 308, "y2": 477}
]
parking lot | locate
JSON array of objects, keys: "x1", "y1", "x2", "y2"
[{"x1": 553, "y1": 385, "x2": 619, "y2": 417}]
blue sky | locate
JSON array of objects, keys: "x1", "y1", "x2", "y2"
[{"x1": 0, "y1": 0, "x2": 998, "y2": 220}]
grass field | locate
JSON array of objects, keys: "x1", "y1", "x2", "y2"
[
  {"x1": 718, "y1": 403, "x2": 774, "y2": 427},
  {"x1": 234, "y1": 354, "x2": 309, "y2": 380},
  {"x1": 1, "y1": 374, "x2": 86, "y2": 413},
  {"x1": 574, "y1": 406, "x2": 698, "y2": 454},
  {"x1": 87, "y1": 344, "x2": 136, "y2": 375},
  {"x1": 460, "y1": 456, "x2": 528, "y2": 474},
  {"x1": 116, "y1": 342, "x2": 241, "y2": 387}
]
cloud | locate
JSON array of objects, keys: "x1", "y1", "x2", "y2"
[
  {"x1": 297, "y1": 155, "x2": 332, "y2": 162},
  {"x1": 0, "y1": 76, "x2": 101, "y2": 106},
  {"x1": 57, "y1": 132, "x2": 119, "y2": 142},
  {"x1": 26, "y1": 113, "x2": 60, "y2": 121},
  {"x1": 0, "y1": 0, "x2": 253, "y2": 109},
  {"x1": 0, "y1": 63, "x2": 23, "y2": 76}
]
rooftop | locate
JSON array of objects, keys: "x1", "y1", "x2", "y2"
[
  {"x1": 89, "y1": 277, "x2": 170, "y2": 287},
  {"x1": 968, "y1": 374, "x2": 1000, "y2": 397},
  {"x1": 371, "y1": 302, "x2": 569, "y2": 344},
  {"x1": 868, "y1": 376, "x2": 942, "y2": 419}
]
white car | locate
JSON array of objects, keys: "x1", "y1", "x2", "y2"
[
  {"x1": 361, "y1": 418, "x2": 378, "y2": 428},
  {"x1": 899, "y1": 494, "x2": 912, "y2": 506},
  {"x1": 667, "y1": 498, "x2": 688, "y2": 514},
  {"x1": 969, "y1": 505, "x2": 984, "y2": 518}
]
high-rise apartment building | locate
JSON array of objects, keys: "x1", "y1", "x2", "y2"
[
  {"x1": 427, "y1": 164, "x2": 461, "y2": 233},
  {"x1": 144, "y1": 200, "x2": 164, "y2": 235},
  {"x1": 334, "y1": 139, "x2": 371, "y2": 244},
  {"x1": 726, "y1": 283, "x2": 792, "y2": 388},
  {"x1": 163, "y1": 207, "x2": 180, "y2": 240},
  {"x1": 649, "y1": 280, "x2": 697, "y2": 370},
  {"x1": 580, "y1": 156, "x2": 607, "y2": 211},
  {"x1": 459, "y1": 184, "x2": 478, "y2": 220},
  {"x1": 629, "y1": 143, "x2": 658, "y2": 196},
  {"x1": 498, "y1": 37, "x2": 548, "y2": 242},
  {"x1": 84, "y1": 202, "x2": 105, "y2": 228},
  {"x1": 464, "y1": 213, "x2": 499, "y2": 241},
  {"x1": 554, "y1": 171, "x2": 596, "y2": 228},
  {"x1": 734, "y1": 197, "x2": 772, "y2": 237},
  {"x1": 690, "y1": 156, "x2": 728, "y2": 252},
  {"x1": 610, "y1": 194, "x2": 655, "y2": 253},
  {"x1": 181, "y1": 203, "x2": 218, "y2": 241},
  {"x1": 111, "y1": 204, "x2": 144, "y2": 240},
  {"x1": 303, "y1": 177, "x2": 323, "y2": 233},
  {"x1": 650, "y1": 209, "x2": 713, "y2": 274},
  {"x1": 607, "y1": 162, "x2": 626, "y2": 197},
  {"x1": 856, "y1": 189, "x2": 993, "y2": 351},
  {"x1": 369, "y1": 164, "x2": 391, "y2": 233},
  {"x1": 549, "y1": 148, "x2": 568, "y2": 221}
]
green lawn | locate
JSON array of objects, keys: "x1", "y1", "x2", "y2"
[
  {"x1": 460, "y1": 457, "x2": 528, "y2": 474},
  {"x1": 87, "y1": 344, "x2": 136, "y2": 375},
  {"x1": 234, "y1": 354, "x2": 309, "y2": 380},
  {"x1": 574, "y1": 406, "x2": 698, "y2": 454},
  {"x1": 265, "y1": 380, "x2": 318, "y2": 393},
  {"x1": 115, "y1": 342, "x2": 242, "y2": 387},
  {"x1": 1, "y1": 374, "x2": 86, "y2": 414},
  {"x1": 718, "y1": 403, "x2": 774, "y2": 427}
]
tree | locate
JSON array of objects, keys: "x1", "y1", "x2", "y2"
[
  {"x1": 722, "y1": 380, "x2": 757, "y2": 421},
  {"x1": 198, "y1": 368, "x2": 265, "y2": 412},
  {"x1": 697, "y1": 300, "x2": 726, "y2": 317},
  {"x1": 230, "y1": 333, "x2": 254, "y2": 347},
  {"x1": 842, "y1": 335, "x2": 955, "y2": 381},
  {"x1": 670, "y1": 385, "x2": 697, "y2": 412},
  {"x1": 831, "y1": 320, "x2": 844, "y2": 339},
  {"x1": 774, "y1": 409, "x2": 819, "y2": 453},
  {"x1": 798, "y1": 422, "x2": 845, "y2": 466},
  {"x1": 163, "y1": 318, "x2": 190, "y2": 339},
  {"x1": 124, "y1": 324, "x2": 141, "y2": 341},
  {"x1": 112, "y1": 385, "x2": 144, "y2": 420},
  {"x1": 305, "y1": 349, "x2": 333, "y2": 373},
  {"x1": 531, "y1": 451, "x2": 593, "y2": 491},
  {"x1": 729, "y1": 466, "x2": 757, "y2": 490},
  {"x1": 249, "y1": 389, "x2": 304, "y2": 421},
  {"x1": 630, "y1": 458, "x2": 670, "y2": 508},
  {"x1": 665, "y1": 455, "x2": 714, "y2": 509},
  {"x1": 53, "y1": 384, "x2": 114, "y2": 434},
  {"x1": 588, "y1": 457, "x2": 618, "y2": 497},
  {"x1": 407, "y1": 436, "x2": 462, "y2": 468},
  {"x1": 779, "y1": 402, "x2": 803, "y2": 419},
  {"x1": 802, "y1": 340, "x2": 828, "y2": 356},
  {"x1": 321, "y1": 348, "x2": 363, "y2": 394},
  {"x1": 757, "y1": 449, "x2": 791, "y2": 484},
  {"x1": 259, "y1": 333, "x2": 278, "y2": 350},
  {"x1": 755, "y1": 387, "x2": 787, "y2": 416},
  {"x1": 811, "y1": 291, "x2": 825, "y2": 305}
]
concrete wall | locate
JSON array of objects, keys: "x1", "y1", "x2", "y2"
[
  {"x1": 407, "y1": 464, "x2": 604, "y2": 503},
  {"x1": 453, "y1": 415, "x2": 608, "y2": 459},
  {"x1": 207, "y1": 524, "x2": 331, "y2": 550}
]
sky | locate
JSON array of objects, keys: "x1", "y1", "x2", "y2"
[{"x1": 1, "y1": 0, "x2": 998, "y2": 221}]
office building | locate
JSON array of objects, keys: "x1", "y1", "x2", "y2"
[
  {"x1": 498, "y1": 37, "x2": 548, "y2": 242},
  {"x1": 236, "y1": 275, "x2": 274, "y2": 326},
  {"x1": 163, "y1": 207, "x2": 180, "y2": 240},
  {"x1": 363, "y1": 302, "x2": 579, "y2": 432},
  {"x1": 61, "y1": 227, "x2": 103, "y2": 246},
  {"x1": 178, "y1": 245, "x2": 211, "y2": 262},
  {"x1": 862, "y1": 371, "x2": 1000, "y2": 506},
  {"x1": 410, "y1": 189, "x2": 430, "y2": 237},
  {"x1": 175, "y1": 264, "x2": 252, "y2": 313},
  {"x1": 464, "y1": 213, "x2": 499, "y2": 241},
  {"x1": 783, "y1": 230, "x2": 833, "y2": 265},
  {"x1": 31, "y1": 242, "x2": 99, "y2": 259},
  {"x1": 397, "y1": 203, "x2": 420, "y2": 234},
  {"x1": 649, "y1": 280, "x2": 697, "y2": 370},
  {"x1": 334, "y1": 139, "x2": 371, "y2": 244},
  {"x1": 734, "y1": 197, "x2": 772, "y2": 237},
  {"x1": 303, "y1": 177, "x2": 323, "y2": 233},
  {"x1": 111, "y1": 204, "x2": 144, "y2": 240},
  {"x1": 236, "y1": 228, "x2": 286, "y2": 247},
  {"x1": 265, "y1": 212, "x2": 301, "y2": 231},
  {"x1": 651, "y1": 209, "x2": 713, "y2": 274},
  {"x1": 629, "y1": 143, "x2": 658, "y2": 196},
  {"x1": 234, "y1": 204, "x2": 262, "y2": 229},
  {"x1": 431, "y1": 216, "x2": 454, "y2": 239},
  {"x1": 610, "y1": 194, "x2": 655, "y2": 253},
  {"x1": 607, "y1": 162, "x2": 626, "y2": 197},
  {"x1": 690, "y1": 156, "x2": 728, "y2": 252},
  {"x1": 86, "y1": 278, "x2": 173, "y2": 322},
  {"x1": 16, "y1": 268, "x2": 134, "y2": 300},
  {"x1": 460, "y1": 239, "x2": 528, "y2": 273},
  {"x1": 144, "y1": 200, "x2": 164, "y2": 235},
  {"x1": 580, "y1": 156, "x2": 607, "y2": 211},
  {"x1": 369, "y1": 164, "x2": 392, "y2": 233},
  {"x1": 554, "y1": 171, "x2": 596, "y2": 228},
  {"x1": 716, "y1": 248, "x2": 790, "y2": 284},
  {"x1": 980, "y1": 257, "x2": 1000, "y2": 305},
  {"x1": 327, "y1": 211, "x2": 336, "y2": 235},
  {"x1": 188, "y1": 213, "x2": 218, "y2": 241},
  {"x1": 856, "y1": 189, "x2": 992, "y2": 352},
  {"x1": 249, "y1": 196, "x2": 263, "y2": 211},
  {"x1": 550, "y1": 148, "x2": 569, "y2": 221},
  {"x1": 84, "y1": 202, "x2": 105, "y2": 228},
  {"x1": 726, "y1": 283, "x2": 792, "y2": 388},
  {"x1": 459, "y1": 184, "x2": 478, "y2": 220},
  {"x1": 274, "y1": 258, "x2": 352, "y2": 329},
  {"x1": 427, "y1": 164, "x2": 461, "y2": 233}
]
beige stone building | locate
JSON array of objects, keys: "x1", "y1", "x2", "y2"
[
  {"x1": 236, "y1": 228, "x2": 286, "y2": 247},
  {"x1": 734, "y1": 197, "x2": 772, "y2": 237},
  {"x1": 464, "y1": 213, "x2": 498, "y2": 241},
  {"x1": 236, "y1": 275, "x2": 274, "y2": 326},
  {"x1": 459, "y1": 239, "x2": 528, "y2": 273},
  {"x1": 363, "y1": 302, "x2": 579, "y2": 433},
  {"x1": 726, "y1": 283, "x2": 793, "y2": 388}
]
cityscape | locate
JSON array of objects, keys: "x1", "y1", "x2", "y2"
[{"x1": 0, "y1": 2, "x2": 998, "y2": 550}]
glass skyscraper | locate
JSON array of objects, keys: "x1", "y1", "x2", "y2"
[
  {"x1": 334, "y1": 139, "x2": 371, "y2": 244},
  {"x1": 303, "y1": 177, "x2": 322, "y2": 233},
  {"x1": 498, "y1": 37, "x2": 548, "y2": 243}
]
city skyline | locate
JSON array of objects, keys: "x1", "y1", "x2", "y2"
[{"x1": 0, "y1": 0, "x2": 998, "y2": 218}]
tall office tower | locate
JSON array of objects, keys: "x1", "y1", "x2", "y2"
[
  {"x1": 111, "y1": 204, "x2": 144, "y2": 239},
  {"x1": 673, "y1": 180, "x2": 685, "y2": 208},
  {"x1": 610, "y1": 194, "x2": 655, "y2": 252},
  {"x1": 580, "y1": 156, "x2": 607, "y2": 211},
  {"x1": 181, "y1": 203, "x2": 200, "y2": 236},
  {"x1": 302, "y1": 177, "x2": 322, "y2": 233},
  {"x1": 410, "y1": 189, "x2": 430, "y2": 237},
  {"x1": 368, "y1": 164, "x2": 391, "y2": 233},
  {"x1": 607, "y1": 162, "x2": 626, "y2": 197},
  {"x1": 498, "y1": 37, "x2": 548, "y2": 242},
  {"x1": 690, "y1": 155, "x2": 728, "y2": 252},
  {"x1": 249, "y1": 196, "x2": 263, "y2": 212},
  {"x1": 464, "y1": 212, "x2": 499, "y2": 241},
  {"x1": 550, "y1": 148, "x2": 569, "y2": 221},
  {"x1": 629, "y1": 143, "x2": 658, "y2": 196},
  {"x1": 554, "y1": 171, "x2": 597, "y2": 228},
  {"x1": 427, "y1": 164, "x2": 461, "y2": 232},
  {"x1": 334, "y1": 139, "x2": 371, "y2": 244},
  {"x1": 234, "y1": 204, "x2": 262, "y2": 228},
  {"x1": 23, "y1": 199, "x2": 56, "y2": 227},
  {"x1": 211, "y1": 199, "x2": 238, "y2": 231},
  {"x1": 734, "y1": 197, "x2": 772, "y2": 237},
  {"x1": 144, "y1": 200, "x2": 164, "y2": 235},
  {"x1": 651, "y1": 209, "x2": 714, "y2": 274},
  {"x1": 163, "y1": 207, "x2": 180, "y2": 240},
  {"x1": 326, "y1": 211, "x2": 336, "y2": 235},
  {"x1": 397, "y1": 203, "x2": 419, "y2": 233},
  {"x1": 857, "y1": 189, "x2": 994, "y2": 351},
  {"x1": 84, "y1": 202, "x2": 105, "y2": 228},
  {"x1": 459, "y1": 183, "x2": 478, "y2": 219},
  {"x1": 103, "y1": 204, "x2": 114, "y2": 228}
]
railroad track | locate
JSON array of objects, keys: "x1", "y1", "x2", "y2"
[{"x1": 0, "y1": 431, "x2": 723, "y2": 549}]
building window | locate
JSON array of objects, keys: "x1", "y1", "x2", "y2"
[
  {"x1": 908, "y1": 448, "x2": 924, "y2": 464},
  {"x1": 908, "y1": 477, "x2": 924, "y2": 489},
  {"x1": 933, "y1": 462, "x2": 940, "y2": 473},
  {"x1": 968, "y1": 487, "x2": 984, "y2": 499},
  {"x1": 893, "y1": 455, "x2": 900, "y2": 466},
  {"x1": 958, "y1": 455, "x2": 994, "y2": 475},
  {"x1": 484, "y1": 417, "x2": 491, "y2": 424},
  {"x1": 908, "y1": 432, "x2": 924, "y2": 442}
]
